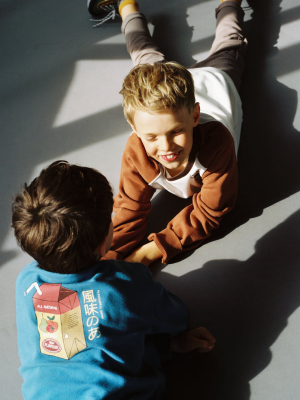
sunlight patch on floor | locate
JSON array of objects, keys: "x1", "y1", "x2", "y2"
[
  {"x1": 277, "y1": 20, "x2": 300, "y2": 50},
  {"x1": 95, "y1": 31, "x2": 125, "y2": 44},
  {"x1": 250, "y1": 308, "x2": 300, "y2": 400},
  {"x1": 188, "y1": 1, "x2": 215, "y2": 44},
  {"x1": 53, "y1": 60, "x2": 131, "y2": 128}
]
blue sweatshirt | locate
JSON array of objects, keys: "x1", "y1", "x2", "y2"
[{"x1": 16, "y1": 260, "x2": 189, "y2": 399}]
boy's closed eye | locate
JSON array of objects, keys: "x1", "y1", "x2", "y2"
[
  {"x1": 145, "y1": 136, "x2": 157, "y2": 142},
  {"x1": 171, "y1": 129, "x2": 183, "y2": 135},
  {"x1": 145, "y1": 130, "x2": 183, "y2": 142}
]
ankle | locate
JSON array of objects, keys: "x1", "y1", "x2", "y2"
[{"x1": 119, "y1": 0, "x2": 139, "y2": 20}]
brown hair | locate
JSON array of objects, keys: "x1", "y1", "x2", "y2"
[
  {"x1": 120, "y1": 61, "x2": 196, "y2": 125},
  {"x1": 12, "y1": 161, "x2": 113, "y2": 274}
]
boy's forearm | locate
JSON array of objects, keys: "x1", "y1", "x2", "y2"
[
  {"x1": 109, "y1": 134, "x2": 158, "y2": 259},
  {"x1": 124, "y1": 241, "x2": 163, "y2": 266},
  {"x1": 111, "y1": 126, "x2": 237, "y2": 264},
  {"x1": 110, "y1": 202, "x2": 150, "y2": 256},
  {"x1": 149, "y1": 129, "x2": 238, "y2": 264}
]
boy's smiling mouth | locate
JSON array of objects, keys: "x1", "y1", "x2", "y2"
[{"x1": 160, "y1": 152, "x2": 180, "y2": 162}]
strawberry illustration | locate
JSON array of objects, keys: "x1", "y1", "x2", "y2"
[{"x1": 45, "y1": 316, "x2": 58, "y2": 333}]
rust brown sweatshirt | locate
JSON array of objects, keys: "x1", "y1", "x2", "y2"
[{"x1": 106, "y1": 121, "x2": 238, "y2": 264}]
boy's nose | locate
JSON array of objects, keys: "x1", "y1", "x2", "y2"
[{"x1": 159, "y1": 136, "x2": 173, "y2": 152}]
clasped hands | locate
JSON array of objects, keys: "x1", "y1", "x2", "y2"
[
  {"x1": 171, "y1": 327, "x2": 216, "y2": 353},
  {"x1": 124, "y1": 241, "x2": 163, "y2": 266}
]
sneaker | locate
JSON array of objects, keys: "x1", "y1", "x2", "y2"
[{"x1": 87, "y1": 0, "x2": 121, "y2": 27}]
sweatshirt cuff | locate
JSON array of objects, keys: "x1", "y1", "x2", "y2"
[
  {"x1": 101, "y1": 250, "x2": 124, "y2": 261},
  {"x1": 148, "y1": 228, "x2": 182, "y2": 264}
]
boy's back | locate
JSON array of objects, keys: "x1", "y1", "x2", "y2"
[
  {"x1": 16, "y1": 258, "x2": 188, "y2": 399},
  {"x1": 11, "y1": 160, "x2": 188, "y2": 399}
]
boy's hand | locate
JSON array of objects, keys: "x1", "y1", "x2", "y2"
[
  {"x1": 170, "y1": 327, "x2": 216, "y2": 354},
  {"x1": 124, "y1": 241, "x2": 163, "y2": 266}
]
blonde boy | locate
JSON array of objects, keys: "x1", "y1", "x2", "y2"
[{"x1": 90, "y1": 0, "x2": 247, "y2": 266}]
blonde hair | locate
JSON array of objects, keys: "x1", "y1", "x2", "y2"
[{"x1": 120, "y1": 62, "x2": 196, "y2": 125}]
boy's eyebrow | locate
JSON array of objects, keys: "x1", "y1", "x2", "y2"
[
  {"x1": 141, "y1": 124, "x2": 184, "y2": 136},
  {"x1": 143, "y1": 133, "x2": 157, "y2": 137}
]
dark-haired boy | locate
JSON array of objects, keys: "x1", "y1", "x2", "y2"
[
  {"x1": 89, "y1": 0, "x2": 246, "y2": 266},
  {"x1": 13, "y1": 161, "x2": 215, "y2": 400}
]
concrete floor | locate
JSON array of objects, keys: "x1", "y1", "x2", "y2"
[{"x1": 1, "y1": 0, "x2": 300, "y2": 398}]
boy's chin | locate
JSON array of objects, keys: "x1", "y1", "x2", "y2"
[
  {"x1": 163, "y1": 161, "x2": 186, "y2": 176},
  {"x1": 164, "y1": 162, "x2": 182, "y2": 169}
]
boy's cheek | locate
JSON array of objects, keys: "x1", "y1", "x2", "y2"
[{"x1": 140, "y1": 140, "x2": 155, "y2": 156}]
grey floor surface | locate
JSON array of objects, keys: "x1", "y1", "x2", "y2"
[{"x1": 1, "y1": 0, "x2": 300, "y2": 399}]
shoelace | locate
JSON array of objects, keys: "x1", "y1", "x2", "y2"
[
  {"x1": 90, "y1": 5, "x2": 121, "y2": 28},
  {"x1": 242, "y1": 6, "x2": 252, "y2": 11},
  {"x1": 90, "y1": 3, "x2": 252, "y2": 28}
]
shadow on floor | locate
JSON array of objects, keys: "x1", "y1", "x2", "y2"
[
  {"x1": 162, "y1": 209, "x2": 300, "y2": 399},
  {"x1": 139, "y1": 1, "x2": 300, "y2": 398},
  {"x1": 143, "y1": 0, "x2": 300, "y2": 264}
]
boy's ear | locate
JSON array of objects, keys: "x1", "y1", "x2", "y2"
[
  {"x1": 94, "y1": 222, "x2": 114, "y2": 259},
  {"x1": 192, "y1": 103, "x2": 200, "y2": 126},
  {"x1": 94, "y1": 240, "x2": 106, "y2": 259},
  {"x1": 127, "y1": 120, "x2": 138, "y2": 135}
]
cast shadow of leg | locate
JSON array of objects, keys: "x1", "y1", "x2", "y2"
[
  {"x1": 199, "y1": 0, "x2": 300, "y2": 248},
  {"x1": 137, "y1": 2, "x2": 300, "y2": 398},
  {"x1": 235, "y1": 0, "x2": 300, "y2": 227},
  {"x1": 162, "y1": 209, "x2": 300, "y2": 399},
  {"x1": 148, "y1": 0, "x2": 213, "y2": 66},
  {"x1": 144, "y1": 0, "x2": 300, "y2": 264}
]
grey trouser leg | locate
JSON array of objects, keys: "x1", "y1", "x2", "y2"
[
  {"x1": 121, "y1": 12, "x2": 166, "y2": 66},
  {"x1": 122, "y1": 2, "x2": 247, "y2": 90},
  {"x1": 189, "y1": 1, "x2": 247, "y2": 91}
]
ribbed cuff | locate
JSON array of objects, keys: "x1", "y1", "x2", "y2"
[
  {"x1": 119, "y1": 0, "x2": 139, "y2": 16},
  {"x1": 101, "y1": 250, "x2": 123, "y2": 261},
  {"x1": 148, "y1": 228, "x2": 182, "y2": 264},
  {"x1": 216, "y1": 0, "x2": 244, "y2": 18}
]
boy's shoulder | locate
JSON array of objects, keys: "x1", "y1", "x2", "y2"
[
  {"x1": 96, "y1": 260, "x2": 167, "y2": 310},
  {"x1": 98, "y1": 258, "x2": 154, "y2": 281},
  {"x1": 122, "y1": 132, "x2": 160, "y2": 182},
  {"x1": 16, "y1": 258, "x2": 153, "y2": 285},
  {"x1": 124, "y1": 132, "x2": 151, "y2": 161},
  {"x1": 197, "y1": 121, "x2": 235, "y2": 155},
  {"x1": 16, "y1": 259, "x2": 160, "y2": 314},
  {"x1": 16, "y1": 260, "x2": 40, "y2": 288},
  {"x1": 192, "y1": 121, "x2": 236, "y2": 170},
  {"x1": 198, "y1": 121, "x2": 235, "y2": 146}
]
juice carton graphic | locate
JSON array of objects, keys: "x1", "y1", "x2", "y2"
[{"x1": 30, "y1": 283, "x2": 87, "y2": 360}]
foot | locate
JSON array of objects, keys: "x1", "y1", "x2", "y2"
[
  {"x1": 88, "y1": 0, "x2": 120, "y2": 17},
  {"x1": 88, "y1": 0, "x2": 139, "y2": 19},
  {"x1": 88, "y1": 0, "x2": 139, "y2": 26}
]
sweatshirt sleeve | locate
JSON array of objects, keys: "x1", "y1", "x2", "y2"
[
  {"x1": 106, "y1": 135, "x2": 158, "y2": 260},
  {"x1": 125, "y1": 262, "x2": 189, "y2": 335},
  {"x1": 148, "y1": 125, "x2": 238, "y2": 263},
  {"x1": 155, "y1": 287, "x2": 190, "y2": 335}
]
